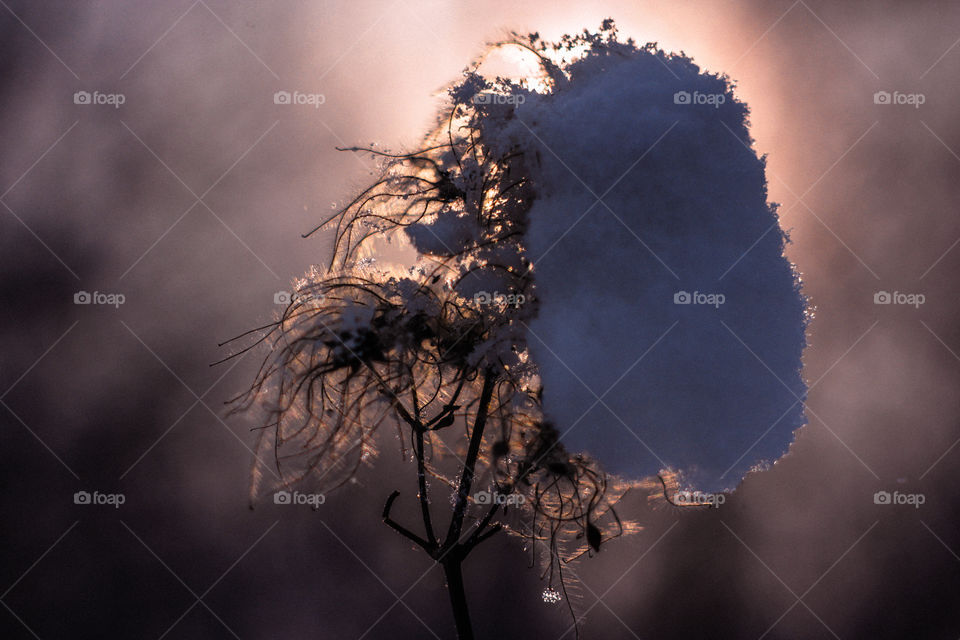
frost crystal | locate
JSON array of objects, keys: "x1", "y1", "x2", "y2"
[{"x1": 542, "y1": 587, "x2": 562, "y2": 604}]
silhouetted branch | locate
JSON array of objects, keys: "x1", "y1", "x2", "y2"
[
  {"x1": 413, "y1": 394, "x2": 438, "y2": 546},
  {"x1": 463, "y1": 503, "x2": 501, "y2": 551},
  {"x1": 382, "y1": 491, "x2": 435, "y2": 553},
  {"x1": 445, "y1": 369, "x2": 497, "y2": 548}
]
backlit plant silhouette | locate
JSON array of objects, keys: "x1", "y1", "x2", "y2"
[
  {"x1": 225, "y1": 18, "x2": 807, "y2": 639},
  {"x1": 225, "y1": 24, "x2": 646, "y2": 640}
]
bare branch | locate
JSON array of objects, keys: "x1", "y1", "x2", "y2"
[{"x1": 382, "y1": 490, "x2": 436, "y2": 553}]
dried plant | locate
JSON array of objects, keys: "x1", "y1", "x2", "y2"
[{"x1": 222, "y1": 22, "x2": 714, "y2": 639}]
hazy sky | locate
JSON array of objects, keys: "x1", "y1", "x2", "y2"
[{"x1": 2, "y1": 1, "x2": 959, "y2": 638}]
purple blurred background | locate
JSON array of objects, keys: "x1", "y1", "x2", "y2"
[{"x1": 2, "y1": 1, "x2": 959, "y2": 638}]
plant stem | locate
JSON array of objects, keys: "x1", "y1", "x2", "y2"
[
  {"x1": 382, "y1": 367, "x2": 500, "y2": 640},
  {"x1": 442, "y1": 554, "x2": 474, "y2": 640},
  {"x1": 440, "y1": 368, "x2": 496, "y2": 640},
  {"x1": 415, "y1": 426, "x2": 438, "y2": 546},
  {"x1": 446, "y1": 368, "x2": 496, "y2": 544}
]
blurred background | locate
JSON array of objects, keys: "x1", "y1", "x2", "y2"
[{"x1": 1, "y1": 1, "x2": 959, "y2": 638}]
